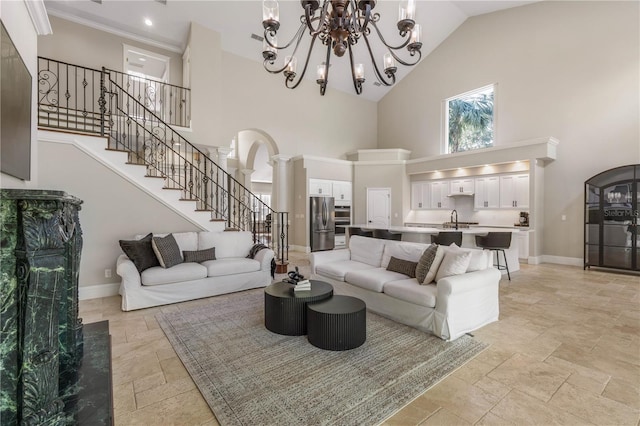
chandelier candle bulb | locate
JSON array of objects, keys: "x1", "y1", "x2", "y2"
[
  {"x1": 399, "y1": 0, "x2": 416, "y2": 21},
  {"x1": 383, "y1": 53, "x2": 395, "y2": 72},
  {"x1": 263, "y1": 0, "x2": 279, "y2": 22},
  {"x1": 354, "y1": 63, "x2": 365, "y2": 81},
  {"x1": 316, "y1": 65, "x2": 326, "y2": 82},
  {"x1": 409, "y1": 24, "x2": 422, "y2": 50},
  {"x1": 284, "y1": 56, "x2": 297, "y2": 77}
]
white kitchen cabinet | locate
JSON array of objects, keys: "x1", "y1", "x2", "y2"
[
  {"x1": 474, "y1": 176, "x2": 500, "y2": 209},
  {"x1": 309, "y1": 179, "x2": 352, "y2": 204},
  {"x1": 514, "y1": 231, "x2": 529, "y2": 260},
  {"x1": 332, "y1": 181, "x2": 352, "y2": 204},
  {"x1": 500, "y1": 174, "x2": 530, "y2": 209},
  {"x1": 430, "y1": 181, "x2": 451, "y2": 209},
  {"x1": 309, "y1": 179, "x2": 332, "y2": 196},
  {"x1": 411, "y1": 182, "x2": 431, "y2": 210},
  {"x1": 449, "y1": 178, "x2": 474, "y2": 195}
]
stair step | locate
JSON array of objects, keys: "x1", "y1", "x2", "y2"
[
  {"x1": 179, "y1": 198, "x2": 198, "y2": 201},
  {"x1": 145, "y1": 175, "x2": 166, "y2": 179},
  {"x1": 195, "y1": 209, "x2": 215, "y2": 212},
  {"x1": 211, "y1": 219, "x2": 226, "y2": 222},
  {"x1": 105, "y1": 148, "x2": 130, "y2": 153}
]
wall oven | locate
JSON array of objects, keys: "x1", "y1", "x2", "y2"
[{"x1": 334, "y1": 205, "x2": 351, "y2": 247}]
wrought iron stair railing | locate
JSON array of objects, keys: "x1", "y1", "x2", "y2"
[{"x1": 37, "y1": 57, "x2": 289, "y2": 266}]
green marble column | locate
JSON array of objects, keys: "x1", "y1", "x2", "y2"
[{"x1": 0, "y1": 189, "x2": 83, "y2": 425}]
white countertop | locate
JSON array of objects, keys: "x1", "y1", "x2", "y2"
[{"x1": 347, "y1": 224, "x2": 521, "y2": 234}]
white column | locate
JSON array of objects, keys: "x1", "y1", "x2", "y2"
[
  {"x1": 239, "y1": 168, "x2": 254, "y2": 190},
  {"x1": 271, "y1": 155, "x2": 292, "y2": 212},
  {"x1": 214, "y1": 146, "x2": 232, "y2": 174}
]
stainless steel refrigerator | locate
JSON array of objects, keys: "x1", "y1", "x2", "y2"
[{"x1": 310, "y1": 196, "x2": 335, "y2": 252}]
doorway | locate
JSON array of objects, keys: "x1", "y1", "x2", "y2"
[{"x1": 366, "y1": 188, "x2": 390, "y2": 228}]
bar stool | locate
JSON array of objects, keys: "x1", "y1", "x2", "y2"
[
  {"x1": 431, "y1": 232, "x2": 463, "y2": 246},
  {"x1": 350, "y1": 227, "x2": 373, "y2": 238},
  {"x1": 372, "y1": 229, "x2": 402, "y2": 240},
  {"x1": 475, "y1": 232, "x2": 512, "y2": 280}
]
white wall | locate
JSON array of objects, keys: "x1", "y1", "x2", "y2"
[
  {"x1": 218, "y1": 51, "x2": 378, "y2": 159},
  {"x1": 38, "y1": 16, "x2": 183, "y2": 86},
  {"x1": 38, "y1": 138, "x2": 200, "y2": 290},
  {"x1": 0, "y1": 0, "x2": 39, "y2": 188},
  {"x1": 378, "y1": 1, "x2": 640, "y2": 259}
]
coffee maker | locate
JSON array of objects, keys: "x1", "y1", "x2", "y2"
[{"x1": 518, "y1": 212, "x2": 529, "y2": 226}]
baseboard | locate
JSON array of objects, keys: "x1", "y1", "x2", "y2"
[
  {"x1": 79, "y1": 283, "x2": 120, "y2": 300},
  {"x1": 539, "y1": 255, "x2": 583, "y2": 267}
]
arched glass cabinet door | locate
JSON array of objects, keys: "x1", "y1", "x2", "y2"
[{"x1": 584, "y1": 164, "x2": 639, "y2": 271}]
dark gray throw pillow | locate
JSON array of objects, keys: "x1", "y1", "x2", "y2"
[
  {"x1": 183, "y1": 247, "x2": 216, "y2": 263},
  {"x1": 386, "y1": 256, "x2": 418, "y2": 278},
  {"x1": 119, "y1": 233, "x2": 160, "y2": 273},
  {"x1": 152, "y1": 234, "x2": 183, "y2": 268},
  {"x1": 415, "y1": 243, "x2": 438, "y2": 283}
]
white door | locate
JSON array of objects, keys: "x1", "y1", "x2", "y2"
[{"x1": 367, "y1": 188, "x2": 390, "y2": 228}]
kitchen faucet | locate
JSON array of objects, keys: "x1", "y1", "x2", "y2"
[{"x1": 451, "y1": 209, "x2": 458, "y2": 230}]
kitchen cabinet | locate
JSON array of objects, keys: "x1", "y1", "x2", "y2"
[
  {"x1": 430, "y1": 181, "x2": 451, "y2": 209},
  {"x1": 449, "y1": 178, "x2": 474, "y2": 195},
  {"x1": 309, "y1": 179, "x2": 333, "y2": 196},
  {"x1": 500, "y1": 174, "x2": 529, "y2": 209},
  {"x1": 411, "y1": 182, "x2": 431, "y2": 210},
  {"x1": 332, "y1": 181, "x2": 352, "y2": 204},
  {"x1": 474, "y1": 176, "x2": 500, "y2": 209},
  {"x1": 514, "y1": 231, "x2": 529, "y2": 260}
]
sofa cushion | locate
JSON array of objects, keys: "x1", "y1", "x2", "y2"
[
  {"x1": 345, "y1": 268, "x2": 408, "y2": 293},
  {"x1": 443, "y1": 245, "x2": 489, "y2": 272},
  {"x1": 119, "y1": 233, "x2": 160, "y2": 273},
  {"x1": 135, "y1": 232, "x2": 198, "y2": 253},
  {"x1": 415, "y1": 244, "x2": 438, "y2": 284},
  {"x1": 141, "y1": 262, "x2": 208, "y2": 286},
  {"x1": 423, "y1": 245, "x2": 446, "y2": 285},
  {"x1": 183, "y1": 247, "x2": 216, "y2": 263},
  {"x1": 349, "y1": 236, "x2": 385, "y2": 267},
  {"x1": 152, "y1": 234, "x2": 183, "y2": 268},
  {"x1": 316, "y1": 260, "x2": 376, "y2": 282},
  {"x1": 198, "y1": 231, "x2": 252, "y2": 258},
  {"x1": 435, "y1": 250, "x2": 472, "y2": 282},
  {"x1": 381, "y1": 241, "x2": 427, "y2": 268},
  {"x1": 383, "y1": 279, "x2": 437, "y2": 308},
  {"x1": 202, "y1": 258, "x2": 260, "y2": 277},
  {"x1": 386, "y1": 256, "x2": 418, "y2": 278}
]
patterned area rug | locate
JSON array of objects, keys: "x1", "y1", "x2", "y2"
[{"x1": 156, "y1": 289, "x2": 488, "y2": 426}]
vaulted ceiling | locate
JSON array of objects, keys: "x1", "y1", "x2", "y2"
[{"x1": 44, "y1": 0, "x2": 538, "y2": 101}]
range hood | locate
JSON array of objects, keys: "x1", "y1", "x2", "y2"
[{"x1": 447, "y1": 192, "x2": 474, "y2": 197}]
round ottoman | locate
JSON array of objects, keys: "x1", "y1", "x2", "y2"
[{"x1": 306, "y1": 295, "x2": 366, "y2": 351}]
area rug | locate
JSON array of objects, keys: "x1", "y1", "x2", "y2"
[{"x1": 156, "y1": 289, "x2": 488, "y2": 426}]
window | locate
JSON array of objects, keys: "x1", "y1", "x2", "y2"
[{"x1": 445, "y1": 84, "x2": 495, "y2": 153}]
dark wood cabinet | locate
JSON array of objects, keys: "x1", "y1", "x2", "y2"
[{"x1": 584, "y1": 165, "x2": 639, "y2": 271}]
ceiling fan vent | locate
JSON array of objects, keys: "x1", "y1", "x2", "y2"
[
  {"x1": 251, "y1": 33, "x2": 264, "y2": 42},
  {"x1": 373, "y1": 82, "x2": 382, "y2": 87}
]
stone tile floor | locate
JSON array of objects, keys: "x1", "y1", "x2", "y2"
[{"x1": 79, "y1": 254, "x2": 640, "y2": 425}]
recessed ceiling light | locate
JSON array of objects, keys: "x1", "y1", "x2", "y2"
[{"x1": 144, "y1": 18, "x2": 153, "y2": 26}]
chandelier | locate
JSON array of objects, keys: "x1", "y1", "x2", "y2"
[{"x1": 261, "y1": 0, "x2": 423, "y2": 96}]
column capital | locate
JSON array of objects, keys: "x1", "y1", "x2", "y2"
[
  {"x1": 271, "y1": 154, "x2": 292, "y2": 163},
  {"x1": 240, "y1": 168, "x2": 255, "y2": 176}
]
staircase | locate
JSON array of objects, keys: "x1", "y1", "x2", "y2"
[{"x1": 37, "y1": 57, "x2": 288, "y2": 266}]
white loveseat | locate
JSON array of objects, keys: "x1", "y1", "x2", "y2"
[
  {"x1": 310, "y1": 236, "x2": 501, "y2": 341},
  {"x1": 117, "y1": 231, "x2": 274, "y2": 311}
]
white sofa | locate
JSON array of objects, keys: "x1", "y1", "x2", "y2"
[
  {"x1": 310, "y1": 236, "x2": 501, "y2": 341},
  {"x1": 117, "y1": 231, "x2": 274, "y2": 311}
]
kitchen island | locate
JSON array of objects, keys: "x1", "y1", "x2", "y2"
[{"x1": 344, "y1": 224, "x2": 522, "y2": 274}]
